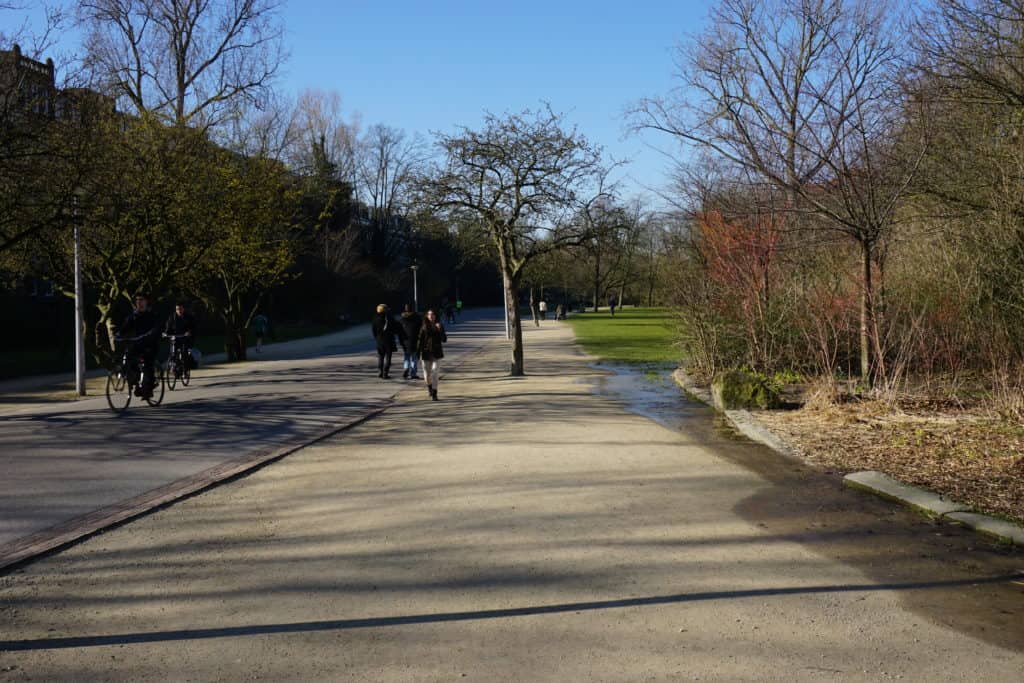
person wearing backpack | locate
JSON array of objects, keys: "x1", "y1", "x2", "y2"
[
  {"x1": 399, "y1": 303, "x2": 422, "y2": 379},
  {"x1": 372, "y1": 304, "x2": 405, "y2": 379}
]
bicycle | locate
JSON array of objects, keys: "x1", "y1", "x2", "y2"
[
  {"x1": 163, "y1": 333, "x2": 192, "y2": 390},
  {"x1": 106, "y1": 334, "x2": 166, "y2": 413}
]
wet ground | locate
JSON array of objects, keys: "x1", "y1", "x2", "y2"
[{"x1": 594, "y1": 363, "x2": 1024, "y2": 653}]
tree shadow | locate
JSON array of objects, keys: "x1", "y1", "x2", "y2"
[{"x1": 3, "y1": 573, "x2": 1018, "y2": 652}]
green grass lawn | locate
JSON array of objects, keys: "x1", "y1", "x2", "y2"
[{"x1": 566, "y1": 307, "x2": 680, "y2": 365}]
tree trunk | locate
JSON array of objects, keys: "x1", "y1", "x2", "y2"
[
  {"x1": 504, "y1": 269, "x2": 525, "y2": 376},
  {"x1": 225, "y1": 327, "x2": 247, "y2": 362},
  {"x1": 859, "y1": 238, "x2": 874, "y2": 387},
  {"x1": 593, "y1": 250, "x2": 601, "y2": 312}
]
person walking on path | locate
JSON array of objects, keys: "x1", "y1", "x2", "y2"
[
  {"x1": 608, "y1": 295, "x2": 617, "y2": 317},
  {"x1": 252, "y1": 312, "x2": 269, "y2": 353},
  {"x1": 455, "y1": 298, "x2": 463, "y2": 317},
  {"x1": 418, "y1": 308, "x2": 447, "y2": 401},
  {"x1": 399, "y1": 303, "x2": 422, "y2": 379},
  {"x1": 538, "y1": 299, "x2": 547, "y2": 321},
  {"x1": 372, "y1": 304, "x2": 406, "y2": 379}
]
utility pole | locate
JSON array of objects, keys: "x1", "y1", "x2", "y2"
[
  {"x1": 411, "y1": 264, "x2": 419, "y2": 312},
  {"x1": 73, "y1": 195, "x2": 85, "y2": 396}
]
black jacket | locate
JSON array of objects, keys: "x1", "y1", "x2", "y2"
[
  {"x1": 120, "y1": 309, "x2": 160, "y2": 350},
  {"x1": 418, "y1": 321, "x2": 447, "y2": 361},
  {"x1": 165, "y1": 312, "x2": 195, "y2": 337},
  {"x1": 372, "y1": 313, "x2": 406, "y2": 352},
  {"x1": 399, "y1": 311, "x2": 421, "y2": 353}
]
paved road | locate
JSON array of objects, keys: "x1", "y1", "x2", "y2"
[
  {"x1": 1, "y1": 318, "x2": 1023, "y2": 680},
  {"x1": 0, "y1": 309, "x2": 499, "y2": 546}
]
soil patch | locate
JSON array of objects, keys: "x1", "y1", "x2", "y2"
[{"x1": 756, "y1": 403, "x2": 1024, "y2": 522}]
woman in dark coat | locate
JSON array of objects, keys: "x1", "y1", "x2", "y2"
[
  {"x1": 417, "y1": 308, "x2": 447, "y2": 400},
  {"x1": 372, "y1": 304, "x2": 405, "y2": 379}
]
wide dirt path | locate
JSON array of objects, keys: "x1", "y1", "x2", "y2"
[{"x1": 1, "y1": 320, "x2": 1023, "y2": 681}]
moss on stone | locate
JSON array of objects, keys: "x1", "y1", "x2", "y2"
[{"x1": 712, "y1": 369, "x2": 782, "y2": 410}]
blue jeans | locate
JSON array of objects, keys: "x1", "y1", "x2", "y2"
[{"x1": 403, "y1": 351, "x2": 418, "y2": 376}]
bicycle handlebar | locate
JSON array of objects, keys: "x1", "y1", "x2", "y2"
[{"x1": 162, "y1": 333, "x2": 191, "y2": 340}]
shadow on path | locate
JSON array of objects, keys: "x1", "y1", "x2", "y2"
[{"x1": 3, "y1": 574, "x2": 1019, "y2": 652}]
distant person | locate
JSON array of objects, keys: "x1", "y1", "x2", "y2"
[
  {"x1": 456, "y1": 298, "x2": 463, "y2": 317},
  {"x1": 164, "y1": 301, "x2": 196, "y2": 366},
  {"x1": 418, "y1": 308, "x2": 447, "y2": 401},
  {"x1": 555, "y1": 303, "x2": 565, "y2": 320},
  {"x1": 372, "y1": 304, "x2": 406, "y2": 379},
  {"x1": 252, "y1": 311, "x2": 269, "y2": 352},
  {"x1": 608, "y1": 295, "x2": 617, "y2": 317},
  {"x1": 118, "y1": 292, "x2": 160, "y2": 398},
  {"x1": 445, "y1": 303, "x2": 456, "y2": 325},
  {"x1": 399, "y1": 303, "x2": 422, "y2": 379},
  {"x1": 538, "y1": 299, "x2": 548, "y2": 321}
]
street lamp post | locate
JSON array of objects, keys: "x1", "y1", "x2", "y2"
[
  {"x1": 73, "y1": 195, "x2": 85, "y2": 396},
  {"x1": 410, "y1": 264, "x2": 419, "y2": 312}
]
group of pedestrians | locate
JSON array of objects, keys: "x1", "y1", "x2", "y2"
[{"x1": 373, "y1": 304, "x2": 447, "y2": 401}]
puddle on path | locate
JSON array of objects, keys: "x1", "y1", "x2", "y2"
[
  {"x1": 588, "y1": 362, "x2": 1024, "y2": 653},
  {"x1": 591, "y1": 363, "x2": 755, "y2": 452}
]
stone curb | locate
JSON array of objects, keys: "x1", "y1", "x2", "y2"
[
  {"x1": 670, "y1": 368, "x2": 1024, "y2": 548},
  {"x1": 842, "y1": 471, "x2": 970, "y2": 517},
  {"x1": 672, "y1": 368, "x2": 713, "y2": 405},
  {"x1": 945, "y1": 512, "x2": 1024, "y2": 546},
  {"x1": 724, "y1": 409, "x2": 801, "y2": 459},
  {"x1": 671, "y1": 370, "x2": 798, "y2": 457},
  {"x1": 843, "y1": 472, "x2": 1024, "y2": 546}
]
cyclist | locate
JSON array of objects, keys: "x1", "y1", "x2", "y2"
[
  {"x1": 119, "y1": 292, "x2": 160, "y2": 398},
  {"x1": 164, "y1": 301, "x2": 196, "y2": 371}
]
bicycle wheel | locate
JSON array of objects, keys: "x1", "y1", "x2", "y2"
[
  {"x1": 181, "y1": 360, "x2": 191, "y2": 386},
  {"x1": 166, "y1": 359, "x2": 177, "y2": 391},
  {"x1": 105, "y1": 365, "x2": 132, "y2": 413},
  {"x1": 146, "y1": 365, "x2": 166, "y2": 406}
]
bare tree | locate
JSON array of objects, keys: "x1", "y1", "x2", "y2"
[
  {"x1": 915, "y1": 0, "x2": 1024, "y2": 106},
  {"x1": 635, "y1": 0, "x2": 923, "y2": 385},
  {"x1": 288, "y1": 89, "x2": 358, "y2": 179},
  {"x1": 423, "y1": 107, "x2": 605, "y2": 375},
  {"x1": 355, "y1": 124, "x2": 426, "y2": 265},
  {"x1": 1, "y1": 2, "x2": 70, "y2": 57},
  {"x1": 78, "y1": 0, "x2": 285, "y2": 129}
]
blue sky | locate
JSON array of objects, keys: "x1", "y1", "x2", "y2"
[
  {"x1": 280, "y1": 1, "x2": 712, "y2": 200},
  {"x1": 15, "y1": 0, "x2": 714, "y2": 202}
]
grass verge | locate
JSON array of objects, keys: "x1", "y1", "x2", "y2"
[{"x1": 566, "y1": 307, "x2": 680, "y2": 365}]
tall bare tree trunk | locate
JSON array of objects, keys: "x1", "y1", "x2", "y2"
[
  {"x1": 860, "y1": 238, "x2": 874, "y2": 386},
  {"x1": 504, "y1": 269, "x2": 525, "y2": 376}
]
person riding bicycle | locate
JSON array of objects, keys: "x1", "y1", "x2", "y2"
[
  {"x1": 119, "y1": 292, "x2": 161, "y2": 398},
  {"x1": 164, "y1": 301, "x2": 196, "y2": 369}
]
